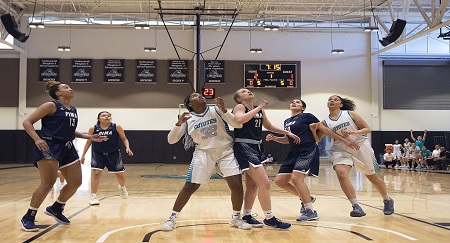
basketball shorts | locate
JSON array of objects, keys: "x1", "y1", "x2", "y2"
[
  {"x1": 330, "y1": 140, "x2": 379, "y2": 175},
  {"x1": 233, "y1": 142, "x2": 265, "y2": 171},
  {"x1": 278, "y1": 143, "x2": 320, "y2": 177},
  {"x1": 91, "y1": 150, "x2": 125, "y2": 172},
  {"x1": 35, "y1": 140, "x2": 79, "y2": 169},
  {"x1": 187, "y1": 145, "x2": 241, "y2": 184}
]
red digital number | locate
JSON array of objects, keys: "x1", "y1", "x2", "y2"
[
  {"x1": 249, "y1": 80, "x2": 254, "y2": 86},
  {"x1": 203, "y1": 88, "x2": 215, "y2": 98}
]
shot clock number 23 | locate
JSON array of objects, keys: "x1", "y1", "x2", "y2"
[{"x1": 244, "y1": 63, "x2": 297, "y2": 88}]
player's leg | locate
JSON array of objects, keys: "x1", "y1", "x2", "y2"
[
  {"x1": 21, "y1": 160, "x2": 59, "y2": 231},
  {"x1": 291, "y1": 171, "x2": 319, "y2": 221},
  {"x1": 45, "y1": 160, "x2": 82, "y2": 224},
  {"x1": 225, "y1": 174, "x2": 252, "y2": 230}
]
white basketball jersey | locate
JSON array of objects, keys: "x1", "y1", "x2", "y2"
[
  {"x1": 323, "y1": 110, "x2": 367, "y2": 150},
  {"x1": 185, "y1": 106, "x2": 233, "y2": 150},
  {"x1": 393, "y1": 144, "x2": 402, "y2": 153}
]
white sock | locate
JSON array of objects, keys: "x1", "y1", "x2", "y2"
[
  {"x1": 304, "y1": 203, "x2": 314, "y2": 210},
  {"x1": 382, "y1": 195, "x2": 390, "y2": 201},
  {"x1": 350, "y1": 198, "x2": 359, "y2": 206},
  {"x1": 243, "y1": 209, "x2": 252, "y2": 216},
  {"x1": 264, "y1": 210, "x2": 273, "y2": 220},
  {"x1": 232, "y1": 211, "x2": 241, "y2": 217},
  {"x1": 170, "y1": 211, "x2": 178, "y2": 219}
]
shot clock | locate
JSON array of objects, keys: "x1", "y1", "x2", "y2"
[
  {"x1": 244, "y1": 63, "x2": 297, "y2": 88},
  {"x1": 202, "y1": 88, "x2": 216, "y2": 99}
]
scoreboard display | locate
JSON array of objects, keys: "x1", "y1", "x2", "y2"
[{"x1": 244, "y1": 63, "x2": 297, "y2": 88}]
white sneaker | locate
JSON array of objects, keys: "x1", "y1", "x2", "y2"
[
  {"x1": 118, "y1": 185, "x2": 128, "y2": 199},
  {"x1": 229, "y1": 216, "x2": 252, "y2": 230},
  {"x1": 160, "y1": 218, "x2": 176, "y2": 231},
  {"x1": 89, "y1": 195, "x2": 100, "y2": 205}
]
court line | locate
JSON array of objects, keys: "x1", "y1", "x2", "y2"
[
  {"x1": 22, "y1": 196, "x2": 114, "y2": 243},
  {"x1": 361, "y1": 202, "x2": 450, "y2": 232},
  {"x1": 317, "y1": 221, "x2": 417, "y2": 240},
  {"x1": 142, "y1": 223, "x2": 374, "y2": 242},
  {"x1": 96, "y1": 218, "x2": 416, "y2": 242},
  {"x1": 0, "y1": 197, "x2": 31, "y2": 208},
  {"x1": 0, "y1": 165, "x2": 34, "y2": 170}
]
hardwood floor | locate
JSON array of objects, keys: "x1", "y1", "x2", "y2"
[{"x1": 1, "y1": 162, "x2": 449, "y2": 242}]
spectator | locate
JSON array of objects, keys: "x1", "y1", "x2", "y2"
[
  {"x1": 438, "y1": 147, "x2": 450, "y2": 170},
  {"x1": 383, "y1": 150, "x2": 396, "y2": 169},
  {"x1": 410, "y1": 130, "x2": 427, "y2": 151},
  {"x1": 401, "y1": 138, "x2": 411, "y2": 169},
  {"x1": 408, "y1": 143, "x2": 421, "y2": 170},
  {"x1": 430, "y1": 145, "x2": 441, "y2": 170},
  {"x1": 419, "y1": 146, "x2": 432, "y2": 170}
]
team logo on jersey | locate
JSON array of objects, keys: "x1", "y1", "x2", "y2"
[
  {"x1": 98, "y1": 131, "x2": 112, "y2": 136},
  {"x1": 332, "y1": 122, "x2": 350, "y2": 132},
  {"x1": 254, "y1": 113, "x2": 262, "y2": 118},
  {"x1": 193, "y1": 118, "x2": 217, "y2": 129},
  {"x1": 65, "y1": 112, "x2": 78, "y2": 118}
]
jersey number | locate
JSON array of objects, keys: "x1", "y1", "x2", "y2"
[
  {"x1": 69, "y1": 118, "x2": 76, "y2": 127},
  {"x1": 200, "y1": 125, "x2": 217, "y2": 139},
  {"x1": 255, "y1": 119, "x2": 262, "y2": 128}
]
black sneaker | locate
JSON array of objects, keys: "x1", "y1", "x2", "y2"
[
  {"x1": 44, "y1": 206, "x2": 70, "y2": 224},
  {"x1": 383, "y1": 198, "x2": 394, "y2": 215},
  {"x1": 263, "y1": 216, "x2": 291, "y2": 230},
  {"x1": 242, "y1": 214, "x2": 264, "y2": 228},
  {"x1": 20, "y1": 216, "x2": 39, "y2": 232},
  {"x1": 350, "y1": 204, "x2": 366, "y2": 217}
]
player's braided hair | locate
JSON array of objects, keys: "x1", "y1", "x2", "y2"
[
  {"x1": 45, "y1": 81, "x2": 61, "y2": 99},
  {"x1": 184, "y1": 94, "x2": 194, "y2": 112}
]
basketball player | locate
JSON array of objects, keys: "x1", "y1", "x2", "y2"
[
  {"x1": 232, "y1": 88, "x2": 299, "y2": 229},
  {"x1": 312, "y1": 95, "x2": 394, "y2": 217},
  {"x1": 266, "y1": 99, "x2": 359, "y2": 221},
  {"x1": 20, "y1": 81, "x2": 106, "y2": 232},
  {"x1": 160, "y1": 92, "x2": 251, "y2": 231},
  {"x1": 392, "y1": 140, "x2": 403, "y2": 168},
  {"x1": 80, "y1": 111, "x2": 134, "y2": 205}
]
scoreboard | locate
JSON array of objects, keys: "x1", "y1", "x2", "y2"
[{"x1": 244, "y1": 63, "x2": 297, "y2": 88}]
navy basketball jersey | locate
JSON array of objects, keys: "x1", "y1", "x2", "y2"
[
  {"x1": 234, "y1": 106, "x2": 263, "y2": 141},
  {"x1": 284, "y1": 113, "x2": 319, "y2": 148},
  {"x1": 92, "y1": 123, "x2": 120, "y2": 153},
  {"x1": 40, "y1": 100, "x2": 77, "y2": 142}
]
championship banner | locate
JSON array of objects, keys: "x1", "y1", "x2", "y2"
[
  {"x1": 136, "y1": 59, "x2": 157, "y2": 83},
  {"x1": 39, "y1": 59, "x2": 59, "y2": 82},
  {"x1": 71, "y1": 59, "x2": 92, "y2": 83},
  {"x1": 104, "y1": 59, "x2": 124, "y2": 83},
  {"x1": 168, "y1": 60, "x2": 188, "y2": 83},
  {"x1": 205, "y1": 60, "x2": 225, "y2": 83}
]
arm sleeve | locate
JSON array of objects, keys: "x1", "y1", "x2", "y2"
[{"x1": 167, "y1": 124, "x2": 186, "y2": 144}]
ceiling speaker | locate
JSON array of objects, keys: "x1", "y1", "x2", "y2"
[
  {"x1": 379, "y1": 19, "x2": 406, "y2": 47},
  {"x1": 1, "y1": 14, "x2": 29, "y2": 43}
]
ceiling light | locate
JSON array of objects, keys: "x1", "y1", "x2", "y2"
[
  {"x1": 57, "y1": 46, "x2": 71, "y2": 51},
  {"x1": 363, "y1": 26, "x2": 379, "y2": 32},
  {"x1": 29, "y1": 22, "x2": 45, "y2": 28},
  {"x1": 250, "y1": 48, "x2": 262, "y2": 53},
  {"x1": 144, "y1": 47, "x2": 157, "y2": 52},
  {"x1": 331, "y1": 49, "x2": 344, "y2": 54},
  {"x1": 135, "y1": 24, "x2": 150, "y2": 30},
  {"x1": 264, "y1": 25, "x2": 279, "y2": 31}
]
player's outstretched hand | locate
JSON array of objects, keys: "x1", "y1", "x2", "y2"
[
  {"x1": 215, "y1": 97, "x2": 227, "y2": 113},
  {"x1": 91, "y1": 134, "x2": 108, "y2": 142}
]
